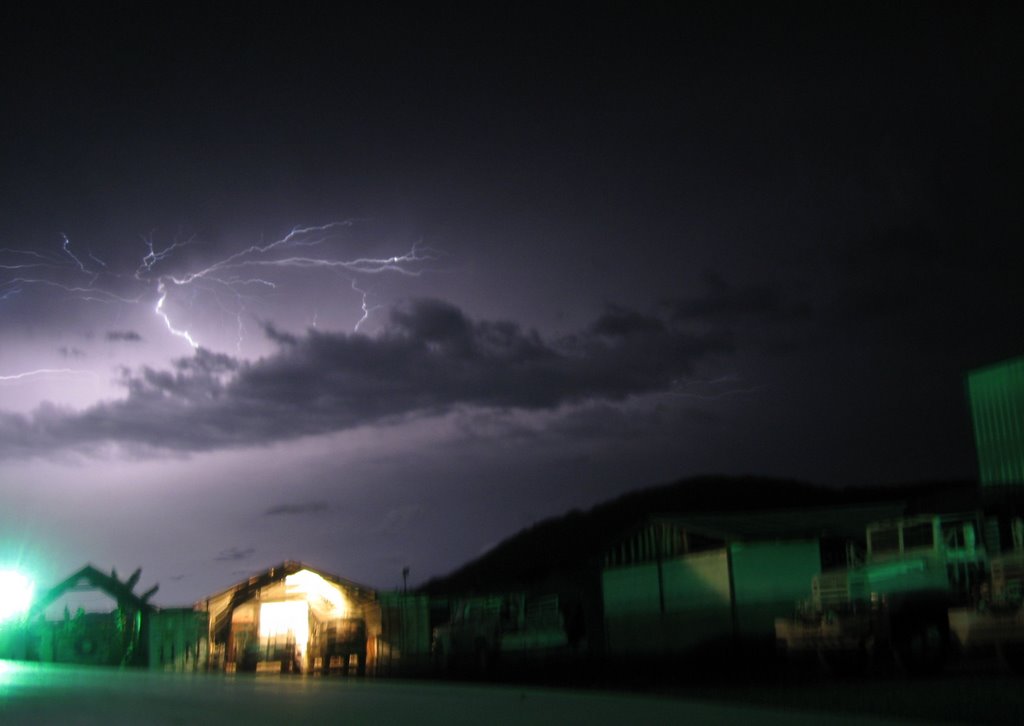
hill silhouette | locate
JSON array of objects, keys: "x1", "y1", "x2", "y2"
[{"x1": 420, "y1": 475, "x2": 978, "y2": 596}]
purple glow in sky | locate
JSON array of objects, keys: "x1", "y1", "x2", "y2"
[{"x1": 0, "y1": 4, "x2": 1020, "y2": 603}]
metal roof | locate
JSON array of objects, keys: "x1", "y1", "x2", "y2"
[
  {"x1": 200, "y1": 560, "x2": 376, "y2": 606},
  {"x1": 646, "y1": 502, "x2": 910, "y2": 543},
  {"x1": 199, "y1": 560, "x2": 378, "y2": 645}
]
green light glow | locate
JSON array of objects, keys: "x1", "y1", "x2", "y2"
[
  {"x1": 968, "y1": 356, "x2": 1024, "y2": 486},
  {"x1": 0, "y1": 570, "x2": 34, "y2": 623}
]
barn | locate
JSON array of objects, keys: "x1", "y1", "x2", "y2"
[{"x1": 197, "y1": 561, "x2": 381, "y2": 675}]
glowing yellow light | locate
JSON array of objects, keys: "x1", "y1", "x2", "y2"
[
  {"x1": 259, "y1": 600, "x2": 310, "y2": 660},
  {"x1": 284, "y1": 569, "x2": 347, "y2": 617},
  {"x1": 0, "y1": 570, "x2": 33, "y2": 623}
]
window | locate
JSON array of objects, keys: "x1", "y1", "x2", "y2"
[
  {"x1": 902, "y1": 523, "x2": 935, "y2": 550},
  {"x1": 870, "y1": 528, "x2": 900, "y2": 554},
  {"x1": 942, "y1": 522, "x2": 976, "y2": 550}
]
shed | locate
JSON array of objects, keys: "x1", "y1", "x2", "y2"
[
  {"x1": 198, "y1": 561, "x2": 380, "y2": 675},
  {"x1": 601, "y1": 503, "x2": 906, "y2": 656}
]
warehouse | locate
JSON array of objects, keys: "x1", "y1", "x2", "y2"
[
  {"x1": 601, "y1": 504, "x2": 905, "y2": 658},
  {"x1": 198, "y1": 561, "x2": 381, "y2": 675}
]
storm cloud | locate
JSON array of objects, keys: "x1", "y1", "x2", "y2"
[
  {"x1": 106, "y1": 330, "x2": 143, "y2": 342},
  {"x1": 0, "y1": 299, "x2": 730, "y2": 457},
  {"x1": 669, "y1": 272, "x2": 810, "y2": 323},
  {"x1": 213, "y1": 546, "x2": 255, "y2": 562},
  {"x1": 264, "y1": 501, "x2": 331, "y2": 516}
]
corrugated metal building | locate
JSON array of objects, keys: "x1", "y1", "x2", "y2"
[
  {"x1": 968, "y1": 355, "x2": 1024, "y2": 486},
  {"x1": 149, "y1": 608, "x2": 209, "y2": 671},
  {"x1": 376, "y1": 593, "x2": 433, "y2": 674},
  {"x1": 601, "y1": 504, "x2": 905, "y2": 656}
]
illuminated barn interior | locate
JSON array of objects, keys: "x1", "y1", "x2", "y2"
[{"x1": 200, "y1": 561, "x2": 380, "y2": 675}]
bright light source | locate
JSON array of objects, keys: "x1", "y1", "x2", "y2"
[
  {"x1": 285, "y1": 569, "x2": 347, "y2": 617},
  {"x1": 259, "y1": 600, "x2": 310, "y2": 660},
  {"x1": 0, "y1": 570, "x2": 34, "y2": 623}
]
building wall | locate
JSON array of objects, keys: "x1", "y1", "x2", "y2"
[
  {"x1": 729, "y1": 540, "x2": 821, "y2": 636},
  {"x1": 969, "y1": 356, "x2": 1024, "y2": 485},
  {"x1": 603, "y1": 549, "x2": 732, "y2": 655},
  {"x1": 28, "y1": 613, "x2": 132, "y2": 666},
  {"x1": 149, "y1": 609, "x2": 209, "y2": 671},
  {"x1": 376, "y1": 593, "x2": 431, "y2": 674},
  {"x1": 603, "y1": 540, "x2": 822, "y2": 655}
]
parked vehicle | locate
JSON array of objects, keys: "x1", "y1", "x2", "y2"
[
  {"x1": 316, "y1": 618, "x2": 367, "y2": 675},
  {"x1": 775, "y1": 512, "x2": 1024, "y2": 674},
  {"x1": 431, "y1": 593, "x2": 568, "y2": 675}
]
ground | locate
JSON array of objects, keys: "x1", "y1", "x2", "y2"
[{"x1": 0, "y1": 660, "x2": 939, "y2": 725}]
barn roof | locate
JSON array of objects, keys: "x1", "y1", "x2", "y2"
[
  {"x1": 201, "y1": 560, "x2": 376, "y2": 606},
  {"x1": 651, "y1": 502, "x2": 909, "y2": 542},
  {"x1": 200, "y1": 560, "x2": 377, "y2": 645}
]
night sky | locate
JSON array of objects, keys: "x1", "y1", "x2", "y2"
[{"x1": 1, "y1": 4, "x2": 1020, "y2": 603}]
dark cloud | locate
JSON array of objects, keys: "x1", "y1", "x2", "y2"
[
  {"x1": 106, "y1": 330, "x2": 143, "y2": 342},
  {"x1": 821, "y1": 219, "x2": 1024, "y2": 363},
  {"x1": 262, "y1": 324, "x2": 299, "y2": 347},
  {"x1": 264, "y1": 501, "x2": 330, "y2": 516},
  {"x1": 213, "y1": 546, "x2": 254, "y2": 562},
  {"x1": 0, "y1": 299, "x2": 731, "y2": 457},
  {"x1": 669, "y1": 272, "x2": 810, "y2": 323},
  {"x1": 58, "y1": 346, "x2": 85, "y2": 358},
  {"x1": 590, "y1": 305, "x2": 667, "y2": 338},
  {"x1": 378, "y1": 504, "x2": 419, "y2": 534}
]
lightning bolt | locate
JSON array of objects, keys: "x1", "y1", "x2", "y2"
[
  {"x1": 1, "y1": 247, "x2": 67, "y2": 271},
  {"x1": 0, "y1": 277, "x2": 141, "y2": 304},
  {"x1": 0, "y1": 248, "x2": 62, "y2": 262},
  {"x1": 161, "y1": 225, "x2": 436, "y2": 287},
  {"x1": 154, "y1": 279, "x2": 200, "y2": 349},
  {"x1": 145, "y1": 224, "x2": 440, "y2": 348},
  {"x1": 0, "y1": 262, "x2": 54, "y2": 271},
  {"x1": 0, "y1": 368, "x2": 85, "y2": 382},
  {"x1": 351, "y1": 279, "x2": 382, "y2": 333},
  {"x1": 135, "y1": 235, "x2": 197, "y2": 278},
  {"x1": 2, "y1": 222, "x2": 443, "y2": 353},
  {"x1": 61, "y1": 234, "x2": 89, "y2": 274}
]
